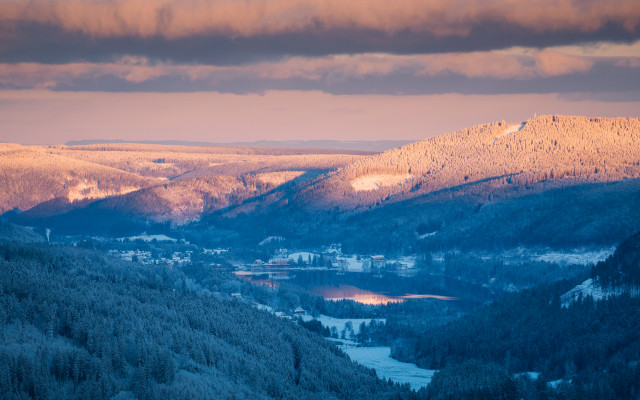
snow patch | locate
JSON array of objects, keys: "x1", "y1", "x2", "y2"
[
  {"x1": 515, "y1": 371, "x2": 541, "y2": 381},
  {"x1": 492, "y1": 122, "x2": 526, "y2": 143},
  {"x1": 339, "y1": 255, "x2": 367, "y2": 271},
  {"x1": 548, "y1": 379, "x2": 570, "y2": 389},
  {"x1": 418, "y1": 231, "x2": 437, "y2": 239},
  {"x1": 300, "y1": 314, "x2": 384, "y2": 336},
  {"x1": 287, "y1": 252, "x2": 320, "y2": 262},
  {"x1": 561, "y1": 278, "x2": 640, "y2": 307},
  {"x1": 350, "y1": 174, "x2": 412, "y2": 192},
  {"x1": 258, "y1": 236, "x2": 285, "y2": 245},
  {"x1": 119, "y1": 233, "x2": 177, "y2": 242},
  {"x1": 533, "y1": 247, "x2": 614, "y2": 265},
  {"x1": 341, "y1": 345, "x2": 435, "y2": 390},
  {"x1": 255, "y1": 171, "x2": 305, "y2": 187}
]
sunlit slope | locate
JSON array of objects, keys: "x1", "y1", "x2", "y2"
[
  {"x1": 49, "y1": 143, "x2": 368, "y2": 179},
  {"x1": 0, "y1": 144, "x2": 160, "y2": 213},
  {"x1": 296, "y1": 116, "x2": 640, "y2": 209},
  {"x1": 4, "y1": 142, "x2": 367, "y2": 224}
]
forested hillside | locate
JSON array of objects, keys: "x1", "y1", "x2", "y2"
[
  {"x1": 0, "y1": 237, "x2": 418, "y2": 400},
  {"x1": 392, "y1": 232, "x2": 640, "y2": 399},
  {"x1": 0, "y1": 143, "x2": 366, "y2": 222},
  {"x1": 5, "y1": 116, "x2": 640, "y2": 243},
  {"x1": 0, "y1": 144, "x2": 160, "y2": 214},
  {"x1": 296, "y1": 116, "x2": 640, "y2": 209}
]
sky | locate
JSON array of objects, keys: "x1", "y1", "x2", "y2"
[{"x1": 0, "y1": 0, "x2": 639, "y2": 144}]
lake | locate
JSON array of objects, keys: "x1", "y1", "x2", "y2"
[{"x1": 238, "y1": 268, "x2": 489, "y2": 305}]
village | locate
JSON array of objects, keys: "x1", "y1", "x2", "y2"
[
  {"x1": 98, "y1": 234, "x2": 419, "y2": 276},
  {"x1": 245, "y1": 244, "x2": 418, "y2": 275}
]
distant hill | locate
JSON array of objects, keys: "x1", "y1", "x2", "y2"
[
  {"x1": 64, "y1": 139, "x2": 410, "y2": 152},
  {"x1": 0, "y1": 143, "x2": 367, "y2": 222},
  {"x1": 0, "y1": 144, "x2": 160, "y2": 214},
  {"x1": 295, "y1": 115, "x2": 640, "y2": 210},
  {"x1": 5, "y1": 115, "x2": 640, "y2": 250}
]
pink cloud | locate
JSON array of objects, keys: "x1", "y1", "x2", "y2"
[
  {"x1": 533, "y1": 50, "x2": 594, "y2": 77},
  {"x1": 1, "y1": 0, "x2": 638, "y2": 39},
  {"x1": 0, "y1": 49, "x2": 619, "y2": 89}
]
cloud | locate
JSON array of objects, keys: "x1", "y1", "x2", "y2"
[
  {"x1": 1, "y1": 0, "x2": 639, "y2": 65},
  {"x1": 1, "y1": 48, "x2": 628, "y2": 94},
  {"x1": 2, "y1": 0, "x2": 639, "y2": 39}
]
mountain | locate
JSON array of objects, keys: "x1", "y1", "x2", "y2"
[
  {"x1": 0, "y1": 144, "x2": 160, "y2": 214},
  {"x1": 294, "y1": 115, "x2": 640, "y2": 210},
  {"x1": 1, "y1": 143, "x2": 367, "y2": 224},
  {"x1": 64, "y1": 139, "x2": 410, "y2": 152},
  {"x1": 5, "y1": 115, "x2": 640, "y2": 251},
  {"x1": 184, "y1": 115, "x2": 640, "y2": 251}
]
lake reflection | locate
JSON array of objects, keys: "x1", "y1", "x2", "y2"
[
  {"x1": 313, "y1": 284, "x2": 404, "y2": 305},
  {"x1": 237, "y1": 269, "x2": 467, "y2": 305},
  {"x1": 312, "y1": 284, "x2": 458, "y2": 305}
]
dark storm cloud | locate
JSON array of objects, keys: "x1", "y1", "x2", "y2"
[{"x1": 1, "y1": 21, "x2": 638, "y2": 65}]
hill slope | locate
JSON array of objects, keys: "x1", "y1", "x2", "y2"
[
  {"x1": 0, "y1": 237, "x2": 416, "y2": 400},
  {"x1": 0, "y1": 144, "x2": 160, "y2": 214},
  {"x1": 1, "y1": 143, "x2": 367, "y2": 223},
  {"x1": 296, "y1": 116, "x2": 640, "y2": 209}
]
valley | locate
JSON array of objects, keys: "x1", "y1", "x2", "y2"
[{"x1": 2, "y1": 115, "x2": 640, "y2": 399}]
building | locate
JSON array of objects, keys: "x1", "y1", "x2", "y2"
[{"x1": 371, "y1": 255, "x2": 386, "y2": 270}]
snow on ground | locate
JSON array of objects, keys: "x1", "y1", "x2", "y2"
[
  {"x1": 532, "y1": 247, "x2": 614, "y2": 265},
  {"x1": 119, "y1": 233, "x2": 177, "y2": 242},
  {"x1": 255, "y1": 304, "x2": 273, "y2": 312},
  {"x1": 350, "y1": 174, "x2": 412, "y2": 192},
  {"x1": 202, "y1": 248, "x2": 228, "y2": 255},
  {"x1": 341, "y1": 345, "x2": 435, "y2": 391},
  {"x1": 482, "y1": 247, "x2": 615, "y2": 266},
  {"x1": 341, "y1": 255, "x2": 366, "y2": 271},
  {"x1": 515, "y1": 372, "x2": 541, "y2": 381},
  {"x1": 548, "y1": 379, "x2": 570, "y2": 389},
  {"x1": 300, "y1": 314, "x2": 384, "y2": 336},
  {"x1": 287, "y1": 252, "x2": 320, "y2": 262},
  {"x1": 561, "y1": 278, "x2": 640, "y2": 307},
  {"x1": 258, "y1": 236, "x2": 285, "y2": 245},
  {"x1": 255, "y1": 171, "x2": 305, "y2": 187},
  {"x1": 493, "y1": 122, "x2": 526, "y2": 142},
  {"x1": 258, "y1": 308, "x2": 432, "y2": 390},
  {"x1": 418, "y1": 231, "x2": 437, "y2": 239}
]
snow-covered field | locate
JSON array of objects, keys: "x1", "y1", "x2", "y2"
[
  {"x1": 341, "y1": 344, "x2": 435, "y2": 390},
  {"x1": 252, "y1": 306, "x2": 435, "y2": 390},
  {"x1": 561, "y1": 278, "x2": 640, "y2": 307},
  {"x1": 493, "y1": 122, "x2": 526, "y2": 142},
  {"x1": 300, "y1": 314, "x2": 434, "y2": 389},
  {"x1": 531, "y1": 247, "x2": 614, "y2": 265},
  {"x1": 118, "y1": 233, "x2": 177, "y2": 242},
  {"x1": 300, "y1": 314, "x2": 384, "y2": 336},
  {"x1": 444, "y1": 247, "x2": 616, "y2": 266},
  {"x1": 350, "y1": 174, "x2": 412, "y2": 192}
]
